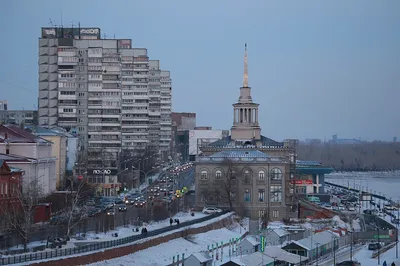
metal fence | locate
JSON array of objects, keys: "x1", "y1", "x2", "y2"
[{"x1": 0, "y1": 210, "x2": 230, "y2": 265}]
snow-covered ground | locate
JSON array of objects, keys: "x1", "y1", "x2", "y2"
[
  {"x1": 73, "y1": 212, "x2": 208, "y2": 243},
  {"x1": 90, "y1": 220, "x2": 248, "y2": 266},
  {"x1": 6, "y1": 213, "x2": 236, "y2": 266},
  {"x1": 326, "y1": 171, "x2": 400, "y2": 201},
  {"x1": 353, "y1": 244, "x2": 400, "y2": 266}
]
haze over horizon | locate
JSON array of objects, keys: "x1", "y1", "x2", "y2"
[{"x1": 1, "y1": 0, "x2": 399, "y2": 141}]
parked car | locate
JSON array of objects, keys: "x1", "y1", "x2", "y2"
[
  {"x1": 391, "y1": 218, "x2": 400, "y2": 225},
  {"x1": 118, "y1": 204, "x2": 128, "y2": 212},
  {"x1": 368, "y1": 242, "x2": 381, "y2": 250},
  {"x1": 336, "y1": 261, "x2": 361, "y2": 266},
  {"x1": 202, "y1": 207, "x2": 222, "y2": 214}
]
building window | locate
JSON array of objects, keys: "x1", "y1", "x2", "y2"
[
  {"x1": 243, "y1": 169, "x2": 251, "y2": 179},
  {"x1": 215, "y1": 170, "x2": 222, "y2": 179},
  {"x1": 270, "y1": 168, "x2": 282, "y2": 180},
  {"x1": 258, "y1": 189, "x2": 265, "y2": 202},
  {"x1": 259, "y1": 209, "x2": 265, "y2": 219},
  {"x1": 258, "y1": 170, "x2": 265, "y2": 180},
  {"x1": 272, "y1": 210, "x2": 279, "y2": 218},
  {"x1": 244, "y1": 189, "x2": 251, "y2": 202},
  {"x1": 270, "y1": 185, "x2": 282, "y2": 202},
  {"x1": 200, "y1": 170, "x2": 208, "y2": 180}
]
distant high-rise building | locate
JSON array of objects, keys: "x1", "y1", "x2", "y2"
[
  {"x1": 0, "y1": 100, "x2": 7, "y2": 111},
  {"x1": 38, "y1": 26, "x2": 172, "y2": 196},
  {"x1": 0, "y1": 110, "x2": 38, "y2": 125},
  {"x1": 172, "y1": 112, "x2": 196, "y2": 131}
]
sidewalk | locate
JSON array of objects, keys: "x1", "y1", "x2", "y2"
[{"x1": 315, "y1": 245, "x2": 364, "y2": 266}]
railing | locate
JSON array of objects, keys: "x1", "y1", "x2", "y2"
[{"x1": 0, "y1": 210, "x2": 230, "y2": 265}]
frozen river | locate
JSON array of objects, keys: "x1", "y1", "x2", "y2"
[{"x1": 325, "y1": 171, "x2": 400, "y2": 202}]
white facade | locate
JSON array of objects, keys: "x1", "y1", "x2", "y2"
[
  {"x1": 188, "y1": 130, "x2": 230, "y2": 155},
  {"x1": 7, "y1": 160, "x2": 57, "y2": 195},
  {"x1": 160, "y1": 70, "x2": 172, "y2": 159},
  {"x1": 66, "y1": 135, "x2": 78, "y2": 171}
]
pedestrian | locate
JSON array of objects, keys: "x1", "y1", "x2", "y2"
[
  {"x1": 391, "y1": 262, "x2": 395, "y2": 266},
  {"x1": 170, "y1": 217, "x2": 173, "y2": 226},
  {"x1": 177, "y1": 219, "x2": 180, "y2": 225},
  {"x1": 383, "y1": 261, "x2": 387, "y2": 266},
  {"x1": 141, "y1": 228, "x2": 145, "y2": 234}
]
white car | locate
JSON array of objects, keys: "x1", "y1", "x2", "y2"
[{"x1": 202, "y1": 207, "x2": 222, "y2": 214}]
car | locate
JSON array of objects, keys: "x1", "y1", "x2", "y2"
[
  {"x1": 347, "y1": 206, "x2": 356, "y2": 211},
  {"x1": 391, "y1": 218, "x2": 400, "y2": 225},
  {"x1": 135, "y1": 201, "x2": 145, "y2": 207},
  {"x1": 118, "y1": 204, "x2": 128, "y2": 212},
  {"x1": 202, "y1": 207, "x2": 222, "y2": 214},
  {"x1": 106, "y1": 210, "x2": 115, "y2": 216},
  {"x1": 368, "y1": 243, "x2": 381, "y2": 250},
  {"x1": 336, "y1": 260, "x2": 361, "y2": 266}
]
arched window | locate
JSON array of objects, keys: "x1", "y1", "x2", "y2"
[
  {"x1": 243, "y1": 169, "x2": 251, "y2": 179},
  {"x1": 200, "y1": 170, "x2": 208, "y2": 180},
  {"x1": 270, "y1": 168, "x2": 282, "y2": 180},
  {"x1": 215, "y1": 170, "x2": 222, "y2": 179},
  {"x1": 258, "y1": 170, "x2": 265, "y2": 180}
]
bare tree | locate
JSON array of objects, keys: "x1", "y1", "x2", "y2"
[
  {"x1": 1, "y1": 177, "x2": 44, "y2": 251},
  {"x1": 212, "y1": 159, "x2": 237, "y2": 210},
  {"x1": 64, "y1": 178, "x2": 94, "y2": 238}
]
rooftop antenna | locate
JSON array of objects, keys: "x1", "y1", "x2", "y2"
[{"x1": 49, "y1": 19, "x2": 55, "y2": 27}]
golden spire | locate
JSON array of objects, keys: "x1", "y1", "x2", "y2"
[{"x1": 242, "y1": 43, "x2": 248, "y2": 87}]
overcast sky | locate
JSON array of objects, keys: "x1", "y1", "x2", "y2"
[{"x1": 1, "y1": 0, "x2": 399, "y2": 141}]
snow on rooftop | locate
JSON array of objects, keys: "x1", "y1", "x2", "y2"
[
  {"x1": 263, "y1": 246, "x2": 308, "y2": 264},
  {"x1": 190, "y1": 251, "x2": 213, "y2": 262}
]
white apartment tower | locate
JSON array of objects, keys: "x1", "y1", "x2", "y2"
[{"x1": 38, "y1": 27, "x2": 172, "y2": 195}]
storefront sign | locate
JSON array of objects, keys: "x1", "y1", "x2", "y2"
[
  {"x1": 92, "y1": 169, "x2": 111, "y2": 175},
  {"x1": 290, "y1": 180, "x2": 313, "y2": 185}
]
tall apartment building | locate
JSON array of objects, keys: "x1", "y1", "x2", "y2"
[
  {"x1": 38, "y1": 27, "x2": 172, "y2": 195},
  {"x1": 160, "y1": 70, "x2": 172, "y2": 160},
  {"x1": 0, "y1": 101, "x2": 7, "y2": 111}
]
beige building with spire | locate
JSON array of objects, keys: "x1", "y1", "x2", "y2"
[{"x1": 195, "y1": 44, "x2": 298, "y2": 221}]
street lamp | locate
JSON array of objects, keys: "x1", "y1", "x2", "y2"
[
  {"x1": 332, "y1": 235, "x2": 338, "y2": 266},
  {"x1": 349, "y1": 231, "x2": 353, "y2": 261},
  {"x1": 315, "y1": 242, "x2": 320, "y2": 266}
]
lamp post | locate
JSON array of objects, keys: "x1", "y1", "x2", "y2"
[
  {"x1": 349, "y1": 231, "x2": 353, "y2": 262},
  {"x1": 332, "y1": 235, "x2": 337, "y2": 266},
  {"x1": 396, "y1": 200, "x2": 399, "y2": 259},
  {"x1": 377, "y1": 227, "x2": 380, "y2": 265},
  {"x1": 315, "y1": 242, "x2": 320, "y2": 266}
]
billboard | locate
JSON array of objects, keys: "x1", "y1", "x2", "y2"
[
  {"x1": 41, "y1": 27, "x2": 101, "y2": 39},
  {"x1": 188, "y1": 130, "x2": 229, "y2": 155}
]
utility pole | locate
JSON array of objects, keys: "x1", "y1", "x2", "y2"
[
  {"x1": 377, "y1": 227, "x2": 380, "y2": 265},
  {"x1": 350, "y1": 232, "x2": 353, "y2": 261},
  {"x1": 397, "y1": 200, "x2": 399, "y2": 259}
]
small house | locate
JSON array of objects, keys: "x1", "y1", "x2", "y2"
[
  {"x1": 263, "y1": 228, "x2": 291, "y2": 246},
  {"x1": 264, "y1": 246, "x2": 308, "y2": 265},
  {"x1": 282, "y1": 230, "x2": 337, "y2": 260},
  {"x1": 221, "y1": 252, "x2": 275, "y2": 266},
  {"x1": 239, "y1": 236, "x2": 260, "y2": 254},
  {"x1": 184, "y1": 251, "x2": 213, "y2": 266}
]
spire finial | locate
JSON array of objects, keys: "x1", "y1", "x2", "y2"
[{"x1": 243, "y1": 43, "x2": 248, "y2": 87}]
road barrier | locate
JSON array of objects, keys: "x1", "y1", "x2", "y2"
[{"x1": 0, "y1": 210, "x2": 230, "y2": 265}]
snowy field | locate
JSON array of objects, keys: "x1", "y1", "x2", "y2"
[
  {"x1": 353, "y1": 244, "x2": 400, "y2": 266},
  {"x1": 326, "y1": 171, "x2": 400, "y2": 201},
  {"x1": 89, "y1": 221, "x2": 248, "y2": 266}
]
